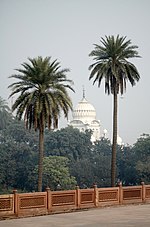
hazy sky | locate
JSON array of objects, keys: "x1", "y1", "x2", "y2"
[{"x1": 0, "y1": 0, "x2": 150, "y2": 145}]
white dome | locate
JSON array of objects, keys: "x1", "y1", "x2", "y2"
[
  {"x1": 73, "y1": 97, "x2": 96, "y2": 124},
  {"x1": 117, "y1": 135, "x2": 122, "y2": 145}
]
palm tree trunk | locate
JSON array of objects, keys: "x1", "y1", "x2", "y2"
[
  {"x1": 111, "y1": 90, "x2": 118, "y2": 187},
  {"x1": 38, "y1": 126, "x2": 44, "y2": 192}
]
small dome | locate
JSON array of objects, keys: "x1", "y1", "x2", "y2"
[
  {"x1": 117, "y1": 135, "x2": 122, "y2": 145},
  {"x1": 73, "y1": 97, "x2": 96, "y2": 124}
]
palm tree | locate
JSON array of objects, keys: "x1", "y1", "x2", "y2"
[
  {"x1": 0, "y1": 96, "x2": 12, "y2": 130},
  {"x1": 89, "y1": 35, "x2": 140, "y2": 187},
  {"x1": 8, "y1": 56, "x2": 74, "y2": 191}
]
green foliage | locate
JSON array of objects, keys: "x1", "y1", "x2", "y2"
[
  {"x1": 0, "y1": 115, "x2": 150, "y2": 193},
  {"x1": 132, "y1": 134, "x2": 150, "y2": 184},
  {"x1": 45, "y1": 126, "x2": 92, "y2": 160},
  {"x1": 0, "y1": 96, "x2": 13, "y2": 130},
  {"x1": 117, "y1": 145, "x2": 138, "y2": 185},
  {"x1": 0, "y1": 119, "x2": 38, "y2": 193},
  {"x1": 29, "y1": 156, "x2": 77, "y2": 191},
  {"x1": 136, "y1": 159, "x2": 150, "y2": 184},
  {"x1": 132, "y1": 134, "x2": 150, "y2": 160},
  {"x1": 93, "y1": 138, "x2": 111, "y2": 155},
  {"x1": 116, "y1": 134, "x2": 150, "y2": 185},
  {"x1": 71, "y1": 154, "x2": 111, "y2": 188},
  {"x1": 3, "y1": 119, "x2": 38, "y2": 146},
  {"x1": 0, "y1": 138, "x2": 37, "y2": 191},
  {"x1": 69, "y1": 137, "x2": 112, "y2": 188}
]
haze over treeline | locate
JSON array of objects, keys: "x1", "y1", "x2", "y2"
[{"x1": 0, "y1": 103, "x2": 149, "y2": 193}]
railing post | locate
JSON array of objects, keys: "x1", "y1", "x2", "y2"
[
  {"x1": 13, "y1": 189, "x2": 18, "y2": 216},
  {"x1": 118, "y1": 182, "x2": 123, "y2": 204},
  {"x1": 141, "y1": 182, "x2": 145, "y2": 203},
  {"x1": 46, "y1": 187, "x2": 52, "y2": 213},
  {"x1": 76, "y1": 186, "x2": 80, "y2": 209},
  {"x1": 94, "y1": 184, "x2": 98, "y2": 207}
]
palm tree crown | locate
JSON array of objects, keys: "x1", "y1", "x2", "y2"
[
  {"x1": 89, "y1": 35, "x2": 140, "y2": 187},
  {"x1": 9, "y1": 56, "x2": 74, "y2": 131},
  {"x1": 89, "y1": 35, "x2": 140, "y2": 95}
]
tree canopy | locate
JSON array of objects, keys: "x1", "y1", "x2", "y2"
[{"x1": 0, "y1": 116, "x2": 150, "y2": 193}]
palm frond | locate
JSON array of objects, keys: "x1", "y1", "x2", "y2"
[
  {"x1": 89, "y1": 35, "x2": 140, "y2": 95},
  {"x1": 8, "y1": 56, "x2": 74, "y2": 131}
]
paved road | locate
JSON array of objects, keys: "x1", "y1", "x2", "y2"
[{"x1": 0, "y1": 204, "x2": 150, "y2": 227}]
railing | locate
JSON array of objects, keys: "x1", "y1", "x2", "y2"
[{"x1": 0, "y1": 182, "x2": 150, "y2": 218}]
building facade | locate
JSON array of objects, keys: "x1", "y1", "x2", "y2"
[{"x1": 68, "y1": 92, "x2": 101, "y2": 142}]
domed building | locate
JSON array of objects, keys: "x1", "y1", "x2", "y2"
[{"x1": 68, "y1": 91, "x2": 101, "y2": 142}]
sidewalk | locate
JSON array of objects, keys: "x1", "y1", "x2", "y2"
[{"x1": 0, "y1": 203, "x2": 150, "y2": 227}]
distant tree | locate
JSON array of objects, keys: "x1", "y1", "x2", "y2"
[
  {"x1": 70, "y1": 137, "x2": 112, "y2": 188},
  {"x1": 0, "y1": 96, "x2": 12, "y2": 130},
  {"x1": 3, "y1": 119, "x2": 38, "y2": 148},
  {"x1": 8, "y1": 56, "x2": 74, "y2": 191},
  {"x1": 29, "y1": 156, "x2": 77, "y2": 190},
  {"x1": 44, "y1": 128, "x2": 113, "y2": 187},
  {"x1": 132, "y1": 134, "x2": 150, "y2": 160},
  {"x1": 0, "y1": 130, "x2": 37, "y2": 192},
  {"x1": 89, "y1": 35, "x2": 140, "y2": 186},
  {"x1": 92, "y1": 137, "x2": 112, "y2": 187},
  {"x1": 45, "y1": 126, "x2": 92, "y2": 160},
  {"x1": 93, "y1": 137, "x2": 111, "y2": 156},
  {"x1": 117, "y1": 145, "x2": 138, "y2": 185},
  {"x1": 132, "y1": 134, "x2": 150, "y2": 184},
  {"x1": 71, "y1": 153, "x2": 111, "y2": 188}
]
